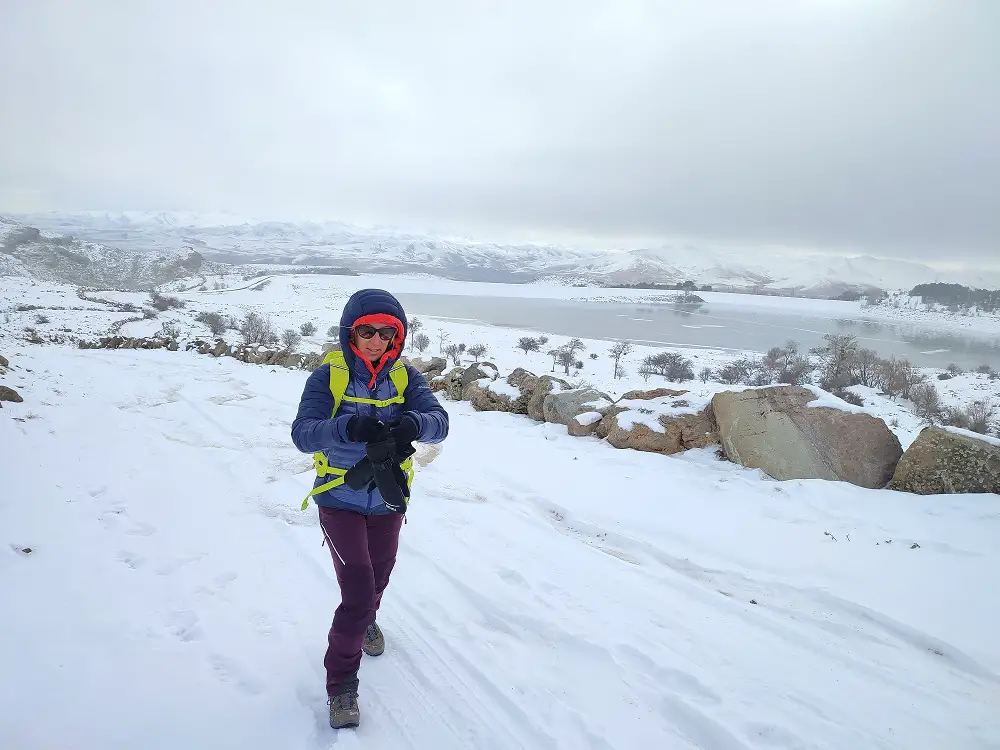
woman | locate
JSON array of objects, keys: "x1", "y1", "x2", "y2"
[{"x1": 291, "y1": 288, "x2": 449, "y2": 729}]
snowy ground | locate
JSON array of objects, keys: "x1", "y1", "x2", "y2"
[{"x1": 3, "y1": 295, "x2": 1000, "y2": 748}]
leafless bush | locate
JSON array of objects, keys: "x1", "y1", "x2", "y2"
[
  {"x1": 142, "y1": 308, "x2": 158, "y2": 320},
  {"x1": 468, "y1": 343, "x2": 489, "y2": 362},
  {"x1": 850, "y1": 348, "x2": 882, "y2": 388},
  {"x1": 299, "y1": 322, "x2": 317, "y2": 337},
  {"x1": 698, "y1": 367, "x2": 713, "y2": 383},
  {"x1": 876, "y1": 357, "x2": 925, "y2": 399},
  {"x1": 761, "y1": 341, "x2": 814, "y2": 385},
  {"x1": 945, "y1": 363, "x2": 964, "y2": 376},
  {"x1": 413, "y1": 333, "x2": 430, "y2": 353},
  {"x1": 909, "y1": 382, "x2": 943, "y2": 424},
  {"x1": 195, "y1": 311, "x2": 227, "y2": 336},
  {"x1": 812, "y1": 333, "x2": 860, "y2": 390},
  {"x1": 160, "y1": 322, "x2": 181, "y2": 339},
  {"x1": 833, "y1": 389, "x2": 865, "y2": 407},
  {"x1": 975, "y1": 364, "x2": 994, "y2": 376},
  {"x1": 150, "y1": 292, "x2": 186, "y2": 311},
  {"x1": 34, "y1": 314, "x2": 50, "y2": 324},
  {"x1": 641, "y1": 351, "x2": 695, "y2": 382},
  {"x1": 517, "y1": 337, "x2": 541, "y2": 354},
  {"x1": 444, "y1": 343, "x2": 461, "y2": 366},
  {"x1": 717, "y1": 358, "x2": 756, "y2": 385},
  {"x1": 239, "y1": 311, "x2": 278, "y2": 346}
]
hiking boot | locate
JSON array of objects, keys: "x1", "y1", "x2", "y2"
[
  {"x1": 328, "y1": 691, "x2": 360, "y2": 729},
  {"x1": 363, "y1": 621, "x2": 385, "y2": 657}
]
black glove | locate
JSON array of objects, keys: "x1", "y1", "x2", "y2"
[
  {"x1": 388, "y1": 413, "x2": 420, "y2": 450},
  {"x1": 366, "y1": 437, "x2": 408, "y2": 513},
  {"x1": 347, "y1": 415, "x2": 388, "y2": 443}
]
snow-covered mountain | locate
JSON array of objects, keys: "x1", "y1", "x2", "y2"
[
  {"x1": 0, "y1": 216, "x2": 218, "y2": 289},
  {"x1": 11, "y1": 211, "x2": 1000, "y2": 293}
]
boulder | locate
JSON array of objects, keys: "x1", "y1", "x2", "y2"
[
  {"x1": 508, "y1": 367, "x2": 537, "y2": 391},
  {"x1": 599, "y1": 406, "x2": 717, "y2": 454},
  {"x1": 0, "y1": 386, "x2": 23, "y2": 403},
  {"x1": 712, "y1": 386, "x2": 902, "y2": 488},
  {"x1": 283, "y1": 352, "x2": 304, "y2": 369},
  {"x1": 322, "y1": 342, "x2": 341, "y2": 355},
  {"x1": 211, "y1": 340, "x2": 230, "y2": 357},
  {"x1": 461, "y1": 363, "x2": 498, "y2": 401},
  {"x1": 302, "y1": 352, "x2": 323, "y2": 371},
  {"x1": 166, "y1": 340, "x2": 179, "y2": 352},
  {"x1": 889, "y1": 427, "x2": 1000, "y2": 495},
  {"x1": 405, "y1": 356, "x2": 447, "y2": 379},
  {"x1": 568, "y1": 411, "x2": 604, "y2": 437},
  {"x1": 620, "y1": 387, "x2": 689, "y2": 401},
  {"x1": 443, "y1": 367, "x2": 466, "y2": 401},
  {"x1": 469, "y1": 377, "x2": 530, "y2": 414},
  {"x1": 527, "y1": 376, "x2": 571, "y2": 421},
  {"x1": 0, "y1": 354, "x2": 9, "y2": 368},
  {"x1": 542, "y1": 388, "x2": 614, "y2": 426}
]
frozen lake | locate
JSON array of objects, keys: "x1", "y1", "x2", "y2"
[{"x1": 394, "y1": 292, "x2": 1000, "y2": 370}]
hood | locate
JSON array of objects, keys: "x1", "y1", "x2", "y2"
[{"x1": 338, "y1": 288, "x2": 408, "y2": 382}]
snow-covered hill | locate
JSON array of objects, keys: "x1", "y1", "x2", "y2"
[
  {"x1": 15, "y1": 211, "x2": 1000, "y2": 293},
  {"x1": 0, "y1": 216, "x2": 221, "y2": 290}
]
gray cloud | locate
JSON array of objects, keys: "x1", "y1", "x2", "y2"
[{"x1": 1, "y1": 0, "x2": 998, "y2": 263}]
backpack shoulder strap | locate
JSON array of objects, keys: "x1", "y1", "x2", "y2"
[
  {"x1": 324, "y1": 349, "x2": 351, "y2": 417},
  {"x1": 389, "y1": 362, "x2": 409, "y2": 402}
]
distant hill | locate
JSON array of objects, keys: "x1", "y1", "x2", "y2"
[
  {"x1": 10, "y1": 211, "x2": 1000, "y2": 294},
  {"x1": 0, "y1": 216, "x2": 221, "y2": 290}
]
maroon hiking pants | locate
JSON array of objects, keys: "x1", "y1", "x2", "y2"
[{"x1": 318, "y1": 506, "x2": 403, "y2": 696}]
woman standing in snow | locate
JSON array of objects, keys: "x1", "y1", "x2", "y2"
[{"x1": 291, "y1": 288, "x2": 449, "y2": 729}]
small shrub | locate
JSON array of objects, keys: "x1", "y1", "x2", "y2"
[
  {"x1": 717, "y1": 358, "x2": 757, "y2": 385},
  {"x1": 300, "y1": 322, "x2": 317, "y2": 337},
  {"x1": 413, "y1": 333, "x2": 430, "y2": 353},
  {"x1": 239, "y1": 311, "x2": 278, "y2": 346},
  {"x1": 34, "y1": 314, "x2": 50, "y2": 324},
  {"x1": 937, "y1": 373, "x2": 952, "y2": 381},
  {"x1": 641, "y1": 351, "x2": 695, "y2": 382},
  {"x1": 909, "y1": 382, "x2": 943, "y2": 424},
  {"x1": 590, "y1": 352, "x2": 599, "y2": 360},
  {"x1": 833, "y1": 390, "x2": 865, "y2": 407},
  {"x1": 698, "y1": 367, "x2": 713, "y2": 383},
  {"x1": 942, "y1": 406, "x2": 971, "y2": 431},
  {"x1": 965, "y1": 399, "x2": 997, "y2": 435},
  {"x1": 195, "y1": 311, "x2": 227, "y2": 336},
  {"x1": 975, "y1": 364, "x2": 994, "y2": 376},
  {"x1": 160, "y1": 322, "x2": 181, "y2": 339},
  {"x1": 327, "y1": 324, "x2": 339, "y2": 337},
  {"x1": 945, "y1": 363, "x2": 963, "y2": 376},
  {"x1": 150, "y1": 292, "x2": 186, "y2": 311},
  {"x1": 468, "y1": 343, "x2": 489, "y2": 362},
  {"x1": 142, "y1": 308, "x2": 158, "y2": 320}
]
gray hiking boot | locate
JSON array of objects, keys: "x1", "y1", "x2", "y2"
[
  {"x1": 363, "y1": 621, "x2": 385, "y2": 657},
  {"x1": 328, "y1": 691, "x2": 360, "y2": 729}
]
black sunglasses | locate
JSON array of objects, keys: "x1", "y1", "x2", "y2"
[{"x1": 353, "y1": 324, "x2": 397, "y2": 341}]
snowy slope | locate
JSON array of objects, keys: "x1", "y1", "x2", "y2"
[
  {"x1": 3, "y1": 332, "x2": 1000, "y2": 747},
  {"x1": 15, "y1": 211, "x2": 1000, "y2": 292}
]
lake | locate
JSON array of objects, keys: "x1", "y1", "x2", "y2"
[{"x1": 394, "y1": 292, "x2": 1000, "y2": 371}]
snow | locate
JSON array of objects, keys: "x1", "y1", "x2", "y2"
[
  {"x1": 2, "y1": 341, "x2": 999, "y2": 749},
  {"x1": 484, "y1": 378, "x2": 520, "y2": 400},
  {"x1": 943, "y1": 425, "x2": 1000, "y2": 447},
  {"x1": 3, "y1": 274, "x2": 1000, "y2": 748},
  {"x1": 572, "y1": 411, "x2": 603, "y2": 427},
  {"x1": 802, "y1": 384, "x2": 873, "y2": 414}
]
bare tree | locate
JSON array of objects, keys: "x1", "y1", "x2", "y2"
[
  {"x1": 443, "y1": 343, "x2": 461, "y2": 366},
  {"x1": 409, "y1": 318, "x2": 423, "y2": 350},
  {"x1": 641, "y1": 351, "x2": 695, "y2": 381},
  {"x1": 698, "y1": 367, "x2": 713, "y2": 383},
  {"x1": 468, "y1": 343, "x2": 489, "y2": 362},
  {"x1": 557, "y1": 347, "x2": 576, "y2": 375},
  {"x1": 327, "y1": 324, "x2": 339, "y2": 337},
  {"x1": 282, "y1": 329, "x2": 302, "y2": 351},
  {"x1": 299, "y1": 321, "x2": 317, "y2": 337},
  {"x1": 195, "y1": 311, "x2": 227, "y2": 336},
  {"x1": 437, "y1": 329, "x2": 450, "y2": 354},
  {"x1": 565, "y1": 338, "x2": 587, "y2": 360},
  {"x1": 413, "y1": 333, "x2": 430, "y2": 353},
  {"x1": 608, "y1": 340, "x2": 633, "y2": 379},
  {"x1": 547, "y1": 348, "x2": 559, "y2": 372},
  {"x1": 538, "y1": 335, "x2": 549, "y2": 346},
  {"x1": 965, "y1": 399, "x2": 997, "y2": 434},
  {"x1": 517, "y1": 337, "x2": 541, "y2": 355}
]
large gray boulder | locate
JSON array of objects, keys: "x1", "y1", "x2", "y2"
[
  {"x1": 0, "y1": 385, "x2": 23, "y2": 403},
  {"x1": 712, "y1": 386, "x2": 902, "y2": 488},
  {"x1": 542, "y1": 388, "x2": 614, "y2": 426},
  {"x1": 890, "y1": 427, "x2": 1000, "y2": 495},
  {"x1": 461, "y1": 362, "x2": 498, "y2": 400},
  {"x1": 527, "y1": 376, "x2": 571, "y2": 421},
  {"x1": 598, "y1": 406, "x2": 718, "y2": 454}
]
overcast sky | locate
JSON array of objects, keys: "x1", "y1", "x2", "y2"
[{"x1": 1, "y1": 1, "x2": 997, "y2": 264}]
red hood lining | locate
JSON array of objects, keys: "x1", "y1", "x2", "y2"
[{"x1": 349, "y1": 313, "x2": 405, "y2": 388}]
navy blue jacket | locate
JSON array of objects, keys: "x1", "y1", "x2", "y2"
[{"x1": 291, "y1": 289, "x2": 449, "y2": 514}]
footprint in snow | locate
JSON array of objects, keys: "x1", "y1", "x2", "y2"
[{"x1": 162, "y1": 609, "x2": 203, "y2": 642}]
